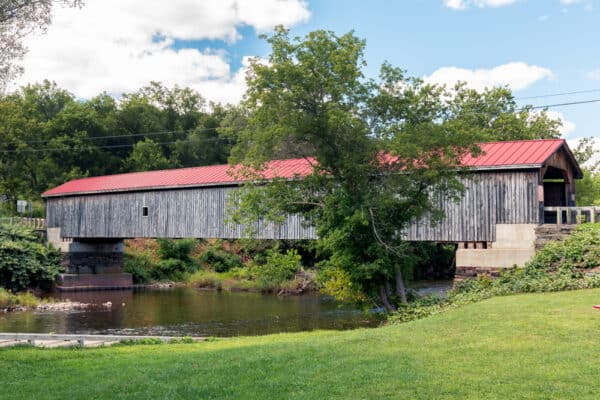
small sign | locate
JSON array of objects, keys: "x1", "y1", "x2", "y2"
[{"x1": 16, "y1": 200, "x2": 29, "y2": 214}]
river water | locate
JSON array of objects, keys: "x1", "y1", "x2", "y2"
[{"x1": 0, "y1": 288, "x2": 382, "y2": 337}]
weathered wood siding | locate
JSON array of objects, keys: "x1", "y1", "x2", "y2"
[
  {"x1": 46, "y1": 170, "x2": 540, "y2": 242},
  {"x1": 402, "y1": 170, "x2": 540, "y2": 242},
  {"x1": 46, "y1": 186, "x2": 316, "y2": 240}
]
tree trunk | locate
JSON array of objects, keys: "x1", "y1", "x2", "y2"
[
  {"x1": 379, "y1": 285, "x2": 396, "y2": 312},
  {"x1": 384, "y1": 280, "x2": 392, "y2": 297},
  {"x1": 395, "y1": 269, "x2": 408, "y2": 304}
]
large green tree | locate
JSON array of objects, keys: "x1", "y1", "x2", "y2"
[{"x1": 230, "y1": 28, "x2": 562, "y2": 311}]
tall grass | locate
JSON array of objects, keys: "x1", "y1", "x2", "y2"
[{"x1": 0, "y1": 288, "x2": 40, "y2": 308}]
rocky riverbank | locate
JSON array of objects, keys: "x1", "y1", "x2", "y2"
[{"x1": 1, "y1": 300, "x2": 113, "y2": 313}]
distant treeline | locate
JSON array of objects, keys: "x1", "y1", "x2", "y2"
[
  {"x1": 1, "y1": 80, "x2": 598, "y2": 215},
  {"x1": 0, "y1": 80, "x2": 246, "y2": 212}
]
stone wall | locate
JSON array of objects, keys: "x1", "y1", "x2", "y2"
[
  {"x1": 534, "y1": 224, "x2": 577, "y2": 250},
  {"x1": 58, "y1": 273, "x2": 132, "y2": 290},
  {"x1": 455, "y1": 266, "x2": 505, "y2": 281},
  {"x1": 48, "y1": 227, "x2": 131, "y2": 289},
  {"x1": 60, "y1": 252, "x2": 124, "y2": 274}
]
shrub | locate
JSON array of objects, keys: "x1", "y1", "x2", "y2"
[
  {"x1": 123, "y1": 252, "x2": 154, "y2": 284},
  {"x1": 151, "y1": 258, "x2": 189, "y2": 281},
  {"x1": 319, "y1": 266, "x2": 367, "y2": 303},
  {"x1": 253, "y1": 249, "x2": 302, "y2": 291},
  {"x1": 389, "y1": 224, "x2": 600, "y2": 324},
  {"x1": 199, "y1": 245, "x2": 242, "y2": 273},
  {"x1": 188, "y1": 270, "x2": 225, "y2": 289},
  {"x1": 0, "y1": 223, "x2": 62, "y2": 292},
  {"x1": 157, "y1": 238, "x2": 197, "y2": 264},
  {"x1": 0, "y1": 288, "x2": 40, "y2": 308}
]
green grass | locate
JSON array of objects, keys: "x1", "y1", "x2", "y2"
[{"x1": 2, "y1": 289, "x2": 600, "y2": 399}]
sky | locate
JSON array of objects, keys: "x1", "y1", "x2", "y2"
[{"x1": 13, "y1": 0, "x2": 600, "y2": 144}]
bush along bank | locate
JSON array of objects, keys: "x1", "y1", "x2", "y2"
[
  {"x1": 389, "y1": 223, "x2": 600, "y2": 324},
  {"x1": 124, "y1": 238, "x2": 319, "y2": 294},
  {"x1": 0, "y1": 223, "x2": 62, "y2": 292}
]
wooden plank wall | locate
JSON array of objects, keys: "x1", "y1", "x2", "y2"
[
  {"x1": 46, "y1": 186, "x2": 316, "y2": 240},
  {"x1": 402, "y1": 170, "x2": 539, "y2": 242},
  {"x1": 46, "y1": 170, "x2": 540, "y2": 242}
]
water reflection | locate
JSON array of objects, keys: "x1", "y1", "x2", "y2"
[{"x1": 0, "y1": 288, "x2": 381, "y2": 337}]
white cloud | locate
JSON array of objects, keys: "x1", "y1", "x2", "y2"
[
  {"x1": 443, "y1": 0, "x2": 518, "y2": 10},
  {"x1": 12, "y1": 0, "x2": 310, "y2": 103},
  {"x1": 586, "y1": 69, "x2": 600, "y2": 80},
  {"x1": 425, "y1": 62, "x2": 554, "y2": 92},
  {"x1": 545, "y1": 110, "x2": 576, "y2": 137},
  {"x1": 560, "y1": 0, "x2": 594, "y2": 11}
]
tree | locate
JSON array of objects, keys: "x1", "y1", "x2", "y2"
[
  {"x1": 230, "y1": 28, "x2": 562, "y2": 311},
  {"x1": 231, "y1": 29, "x2": 472, "y2": 310},
  {"x1": 0, "y1": 0, "x2": 82, "y2": 91},
  {"x1": 573, "y1": 138, "x2": 600, "y2": 206},
  {"x1": 0, "y1": 81, "x2": 75, "y2": 205},
  {"x1": 125, "y1": 138, "x2": 171, "y2": 172},
  {"x1": 443, "y1": 84, "x2": 562, "y2": 141}
]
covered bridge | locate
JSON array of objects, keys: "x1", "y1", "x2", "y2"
[{"x1": 42, "y1": 138, "x2": 585, "y2": 287}]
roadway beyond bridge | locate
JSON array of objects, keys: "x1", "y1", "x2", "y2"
[{"x1": 41, "y1": 139, "x2": 595, "y2": 289}]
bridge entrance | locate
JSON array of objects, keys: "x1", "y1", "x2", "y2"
[{"x1": 543, "y1": 166, "x2": 570, "y2": 223}]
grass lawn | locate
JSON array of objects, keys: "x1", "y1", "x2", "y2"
[{"x1": 2, "y1": 289, "x2": 600, "y2": 399}]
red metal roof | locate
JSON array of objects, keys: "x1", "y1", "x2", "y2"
[
  {"x1": 461, "y1": 138, "x2": 565, "y2": 167},
  {"x1": 42, "y1": 139, "x2": 571, "y2": 197},
  {"x1": 42, "y1": 158, "x2": 315, "y2": 197}
]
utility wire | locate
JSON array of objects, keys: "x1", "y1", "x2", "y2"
[
  {"x1": 516, "y1": 88, "x2": 600, "y2": 100},
  {"x1": 1, "y1": 126, "x2": 223, "y2": 146},
  {"x1": 518, "y1": 89, "x2": 600, "y2": 101},
  {"x1": 1, "y1": 98, "x2": 599, "y2": 154},
  {"x1": 523, "y1": 98, "x2": 600, "y2": 110},
  {"x1": 0, "y1": 137, "x2": 232, "y2": 154}
]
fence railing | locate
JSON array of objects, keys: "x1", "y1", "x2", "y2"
[
  {"x1": 0, "y1": 217, "x2": 46, "y2": 230},
  {"x1": 544, "y1": 207, "x2": 600, "y2": 224}
]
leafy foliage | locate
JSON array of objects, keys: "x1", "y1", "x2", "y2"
[
  {"x1": 231, "y1": 27, "x2": 561, "y2": 310},
  {"x1": 0, "y1": 81, "x2": 243, "y2": 213},
  {"x1": 123, "y1": 252, "x2": 154, "y2": 284},
  {"x1": 253, "y1": 249, "x2": 302, "y2": 292},
  {"x1": 199, "y1": 244, "x2": 242, "y2": 273},
  {"x1": 0, "y1": 287, "x2": 39, "y2": 308},
  {"x1": 0, "y1": 223, "x2": 61, "y2": 291},
  {"x1": 390, "y1": 224, "x2": 600, "y2": 324},
  {"x1": 152, "y1": 238, "x2": 199, "y2": 280}
]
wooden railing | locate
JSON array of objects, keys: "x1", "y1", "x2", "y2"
[
  {"x1": 544, "y1": 207, "x2": 600, "y2": 224},
  {"x1": 0, "y1": 217, "x2": 46, "y2": 230}
]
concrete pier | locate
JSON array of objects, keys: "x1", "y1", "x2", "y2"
[{"x1": 47, "y1": 228, "x2": 132, "y2": 290}]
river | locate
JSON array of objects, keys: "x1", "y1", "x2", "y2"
[{"x1": 0, "y1": 288, "x2": 382, "y2": 337}]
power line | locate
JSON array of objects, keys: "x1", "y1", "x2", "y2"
[
  {"x1": 523, "y1": 98, "x2": 600, "y2": 110},
  {"x1": 2, "y1": 97, "x2": 599, "y2": 154},
  {"x1": 1, "y1": 126, "x2": 222, "y2": 147},
  {"x1": 0, "y1": 137, "x2": 231, "y2": 154},
  {"x1": 515, "y1": 88, "x2": 600, "y2": 100}
]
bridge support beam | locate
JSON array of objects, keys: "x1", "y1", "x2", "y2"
[
  {"x1": 47, "y1": 228, "x2": 132, "y2": 290},
  {"x1": 455, "y1": 224, "x2": 538, "y2": 281}
]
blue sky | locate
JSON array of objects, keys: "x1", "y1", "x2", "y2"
[
  {"x1": 200, "y1": 0, "x2": 600, "y2": 140},
  {"x1": 18, "y1": 0, "x2": 600, "y2": 141}
]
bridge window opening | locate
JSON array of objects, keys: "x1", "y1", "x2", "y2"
[{"x1": 142, "y1": 206, "x2": 148, "y2": 217}]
